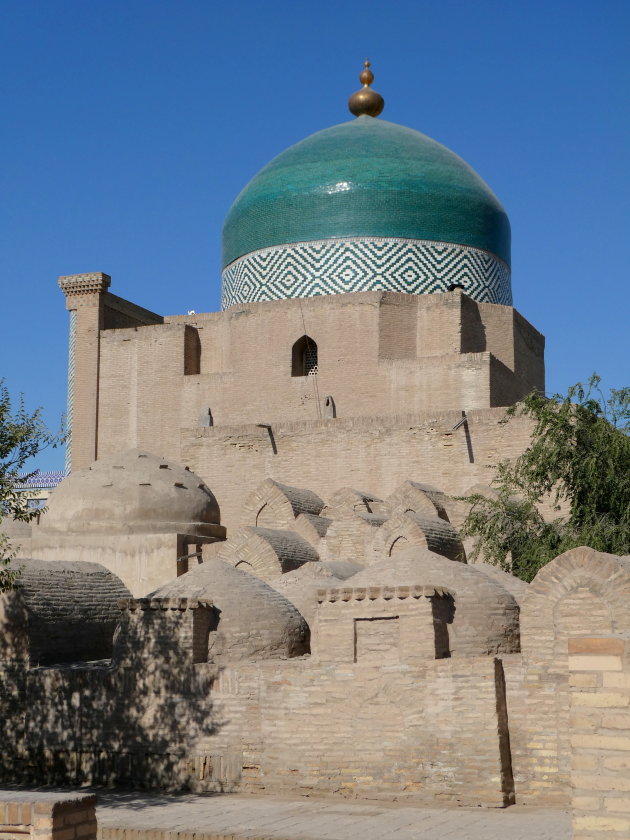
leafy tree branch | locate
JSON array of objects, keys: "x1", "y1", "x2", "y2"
[
  {"x1": 0, "y1": 381, "x2": 64, "y2": 591},
  {"x1": 460, "y1": 375, "x2": 630, "y2": 581}
]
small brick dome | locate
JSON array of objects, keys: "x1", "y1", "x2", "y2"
[
  {"x1": 39, "y1": 449, "x2": 221, "y2": 536},
  {"x1": 3, "y1": 559, "x2": 130, "y2": 665},
  {"x1": 350, "y1": 547, "x2": 521, "y2": 656},
  {"x1": 151, "y1": 557, "x2": 310, "y2": 662}
]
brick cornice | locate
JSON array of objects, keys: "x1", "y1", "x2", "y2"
[
  {"x1": 58, "y1": 272, "x2": 111, "y2": 297},
  {"x1": 316, "y1": 584, "x2": 453, "y2": 603}
]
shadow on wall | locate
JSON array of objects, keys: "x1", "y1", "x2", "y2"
[{"x1": 0, "y1": 597, "x2": 226, "y2": 793}]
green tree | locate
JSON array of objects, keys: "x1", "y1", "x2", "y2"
[
  {"x1": 460, "y1": 375, "x2": 630, "y2": 581},
  {"x1": 0, "y1": 382, "x2": 63, "y2": 592}
]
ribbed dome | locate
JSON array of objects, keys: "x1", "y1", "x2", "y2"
[{"x1": 222, "y1": 117, "x2": 510, "y2": 268}]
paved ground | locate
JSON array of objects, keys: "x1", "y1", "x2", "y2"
[{"x1": 96, "y1": 792, "x2": 571, "y2": 840}]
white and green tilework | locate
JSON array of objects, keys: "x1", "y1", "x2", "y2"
[{"x1": 222, "y1": 237, "x2": 512, "y2": 310}]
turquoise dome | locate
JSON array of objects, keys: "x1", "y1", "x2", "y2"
[{"x1": 222, "y1": 116, "x2": 510, "y2": 269}]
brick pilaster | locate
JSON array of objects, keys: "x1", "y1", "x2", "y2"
[
  {"x1": 569, "y1": 635, "x2": 630, "y2": 838},
  {"x1": 59, "y1": 273, "x2": 111, "y2": 471}
]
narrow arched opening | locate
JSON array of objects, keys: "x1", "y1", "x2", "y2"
[{"x1": 291, "y1": 335, "x2": 318, "y2": 377}]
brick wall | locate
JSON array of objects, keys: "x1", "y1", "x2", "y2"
[
  {"x1": 195, "y1": 654, "x2": 514, "y2": 806},
  {"x1": 569, "y1": 636, "x2": 630, "y2": 838},
  {"x1": 81, "y1": 288, "x2": 543, "y2": 478},
  {"x1": 182, "y1": 408, "x2": 536, "y2": 532},
  {"x1": 0, "y1": 595, "x2": 513, "y2": 806},
  {"x1": 0, "y1": 792, "x2": 96, "y2": 840},
  {"x1": 505, "y1": 548, "x2": 630, "y2": 806}
]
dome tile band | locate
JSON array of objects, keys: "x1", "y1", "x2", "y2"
[{"x1": 221, "y1": 237, "x2": 512, "y2": 309}]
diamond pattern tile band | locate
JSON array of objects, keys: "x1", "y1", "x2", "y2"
[{"x1": 221, "y1": 238, "x2": 512, "y2": 310}]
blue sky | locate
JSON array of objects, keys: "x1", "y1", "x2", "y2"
[{"x1": 1, "y1": 0, "x2": 629, "y2": 471}]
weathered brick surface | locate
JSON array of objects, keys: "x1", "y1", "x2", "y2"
[
  {"x1": 149, "y1": 558, "x2": 310, "y2": 664},
  {"x1": 312, "y1": 587, "x2": 450, "y2": 663},
  {"x1": 239, "y1": 656, "x2": 514, "y2": 805},
  {"x1": 241, "y1": 479, "x2": 324, "y2": 529},
  {"x1": 9, "y1": 549, "x2": 628, "y2": 811},
  {"x1": 0, "y1": 577, "x2": 512, "y2": 806},
  {"x1": 59, "y1": 274, "x2": 162, "y2": 472},
  {"x1": 0, "y1": 560, "x2": 129, "y2": 669},
  {"x1": 348, "y1": 548, "x2": 521, "y2": 657},
  {"x1": 504, "y1": 548, "x2": 630, "y2": 806},
  {"x1": 0, "y1": 792, "x2": 96, "y2": 840},
  {"x1": 569, "y1": 636, "x2": 630, "y2": 838},
  {"x1": 61, "y1": 280, "x2": 544, "y2": 530},
  {"x1": 217, "y1": 526, "x2": 319, "y2": 581},
  {"x1": 182, "y1": 408, "x2": 537, "y2": 533},
  {"x1": 369, "y1": 510, "x2": 464, "y2": 564}
]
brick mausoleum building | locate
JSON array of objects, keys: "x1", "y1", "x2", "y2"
[{"x1": 3, "y1": 65, "x2": 630, "y2": 834}]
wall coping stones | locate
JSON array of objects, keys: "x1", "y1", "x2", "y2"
[{"x1": 316, "y1": 584, "x2": 454, "y2": 603}]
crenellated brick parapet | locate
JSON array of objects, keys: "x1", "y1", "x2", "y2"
[
  {"x1": 115, "y1": 595, "x2": 218, "y2": 670},
  {"x1": 316, "y1": 583, "x2": 453, "y2": 603},
  {"x1": 58, "y1": 272, "x2": 111, "y2": 297}
]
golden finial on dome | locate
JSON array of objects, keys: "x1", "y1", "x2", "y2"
[{"x1": 348, "y1": 59, "x2": 385, "y2": 118}]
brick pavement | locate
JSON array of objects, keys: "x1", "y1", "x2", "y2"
[{"x1": 96, "y1": 792, "x2": 571, "y2": 840}]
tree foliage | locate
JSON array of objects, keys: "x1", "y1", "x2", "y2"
[
  {"x1": 460, "y1": 375, "x2": 630, "y2": 581},
  {"x1": 0, "y1": 382, "x2": 63, "y2": 592}
]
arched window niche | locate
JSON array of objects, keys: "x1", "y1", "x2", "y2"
[{"x1": 291, "y1": 335, "x2": 318, "y2": 377}]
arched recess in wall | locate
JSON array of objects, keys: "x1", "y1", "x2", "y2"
[
  {"x1": 521, "y1": 547, "x2": 630, "y2": 665},
  {"x1": 291, "y1": 335, "x2": 318, "y2": 377},
  {"x1": 389, "y1": 535, "x2": 409, "y2": 556},
  {"x1": 256, "y1": 502, "x2": 273, "y2": 528}
]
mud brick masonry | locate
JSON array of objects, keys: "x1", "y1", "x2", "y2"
[
  {"x1": 2, "y1": 66, "x2": 626, "y2": 835},
  {"x1": 0, "y1": 792, "x2": 96, "y2": 840}
]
